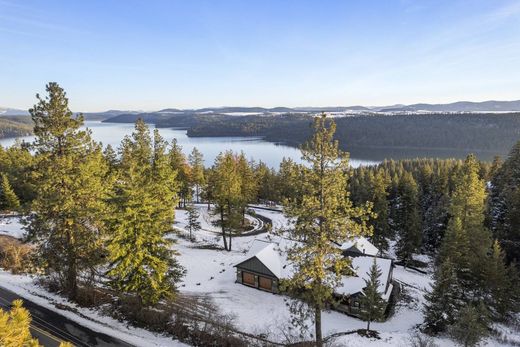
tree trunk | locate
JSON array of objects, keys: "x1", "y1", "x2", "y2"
[
  {"x1": 67, "y1": 254, "x2": 77, "y2": 300},
  {"x1": 367, "y1": 320, "x2": 370, "y2": 333},
  {"x1": 66, "y1": 230, "x2": 77, "y2": 300},
  {"x1": 220, "y1": 208, "x2": 228, "y2": 251},
  {"x1": 315, "y1": 305, "x2": 323, "y2": 347}
]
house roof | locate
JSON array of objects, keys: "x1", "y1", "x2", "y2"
[
  {"x1": 338, "y1": 256, "x2": 392, "y2": 297},
  {"x1": 339, "y1": 236, "x2": 379, "y2": 256},
  {"x1": 235, "y1": 239, "x2": 282, "y2": 278},
  {"x1": 235, "y1": 238, "x2": 393, "y2": 300}
]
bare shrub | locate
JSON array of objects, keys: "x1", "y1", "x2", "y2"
[
  {"x1": 0, "y1": 235, "x2": 34, "y2": 274},
  {"x1": 409, "y1": 331, "x2": 439, "y2": 347},
  {"x1": 74, "y1": 285, "x2": 112, "y2": 308}
]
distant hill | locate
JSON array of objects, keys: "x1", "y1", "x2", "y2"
[
  {"x1": 5, "y1": 99, "x2": 520, "y2": 120},
  {"x1": 0, "y1": 116, "x2": 33, "y2": 139},
  {"x1": 376, "y1": 100, "x2": 520, "y2": 113},
  {"x1": 0, "y1": 107, "x2": 29, "y2": 116}
]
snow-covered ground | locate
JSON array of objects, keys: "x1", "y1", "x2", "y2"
[
  {"x1": 1, "y1": 210, "x2": 518, "y2": 346},
  {"x1": 0, "y1": 217, "x2": 27, "y2": 239},
  {"x1": 0, "y1": 271, "x2": 187, "y2": 346},
  {"x1": 173, "y1": 206, "x2": 518, "y2": 346}
]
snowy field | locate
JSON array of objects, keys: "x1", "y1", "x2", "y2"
[
  {"x1": 173, "y1": 206, "x2": 452, "y2": 346},
  {"x1": 0, "y1": 217, "x2": 26, "y2": 239},
  {"x1": 0, "y1": 211, "x2": 518, "y2": 346}
]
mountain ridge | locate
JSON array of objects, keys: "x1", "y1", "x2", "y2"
[{"x1": 3, "y1": 99, "x2": 520, "y2": 118}]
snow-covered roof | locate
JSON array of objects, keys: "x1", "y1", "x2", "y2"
[
  {"x1": 236, "y1": 239, "x2": 283, "y2": 278},
  {"x1": 339, "y1": 236, "x2": 379, "y2": 256},
  {"x1": 237, "y1": 238, "x2": 393, "y2": 300},
  {"x1": 337, "y1": 256, "x2": 392, "y2": 298}
]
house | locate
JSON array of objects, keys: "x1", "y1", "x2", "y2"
[
  {"x1": 335, "y1": 255, "x2": 394, "y2": 316},
  {"x1": 234, "y1": 240, "x2": 282, "y2": 293},
  {"x1": 337, "y1": 236, "x2": 380, "y2": 257},
  {"x1": 234, "y1": 238, "x2": 394, "y2": 316}
]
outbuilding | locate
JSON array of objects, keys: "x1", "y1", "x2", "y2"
[{"x1": 234, "y1": 240, "x2": 282, "y2": 293}]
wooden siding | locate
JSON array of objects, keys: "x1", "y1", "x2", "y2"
[{"x1": 235, "y1": 256, "x2": 278, "y2": 279}]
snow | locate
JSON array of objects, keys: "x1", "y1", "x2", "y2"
[
  {"x1": 0, "y1": 217, "x2": 26, "y2": 239},
  {"x1": 0, "y1": 207, "x2": 514, "y2": 346},
  {"x1": 173, "y1": 207, "x2": 517, "y2": 346},
  {"x1": 235, "y1": 239, "x2": 282, "y2": 278},
  {"x1": 0, "y1": 271, "x2": 188, "y2": 347},
  {"x1": 339, "y1": 236, "x2": 380, "y2": 256},
  {"x1": 338, "y1": 256, "x2": 392, "y2": 298}
]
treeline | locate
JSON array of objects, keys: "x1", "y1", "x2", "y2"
[
  {"x1": 2, "y1": 84, "x2": 520, "y2": 346},
  {"x1": 104, "y1": 110, "x2": 520, "y2": 160},
  {"x1": 169, "y1": 112, "x2": 520, "y2": 158}
]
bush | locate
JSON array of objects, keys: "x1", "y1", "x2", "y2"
[
  {"x1": 449, "y1": 304, "x2": 489, "y2": 347},
  {"x1": 409, "y1": 332, "x2": 438, "y2": 347},
  {"x1": 0, "y1": 235, "x2": 34, "y2": 274}
]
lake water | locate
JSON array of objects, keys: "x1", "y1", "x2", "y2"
[{"x1": 0, "y1": 121, "x2": 377, "y2": 168}]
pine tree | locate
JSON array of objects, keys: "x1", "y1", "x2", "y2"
[
  {"x1": 488, "y1": 143, "x2": 520, "y2": 263},
  {"x1": 236, "y1": 153, "x2": 258, "y2": 224},
  {"x1": 107, "y1": 121, "x2": 185, "y2": 306},
  {"x1": 255, "y1": 161, "x2": 279, "y2": 203},
  {"x1": 359, "y1": 258, "x2": 386, "y2": 332},
  {"x1": 211, "y1": 151, "x2": 242, "y2": 251},
  {"x1": 185, "y1": 203, "x2": 201, "y2": 241},
  {"x1": 369, "y1": 170, "x2": 390, "y2": 252},
  {"x1": 282, "y1": 115, "x2": 373, "y2": 347},
  {"x1": 27, "y1": 82, "x2": 109, "y2": 300},
  {"x1": 278, "y1": 157, "x2": 301, "y2": 203},
  {"x1": 438, "y1": 217, "x2": 471, "y2": 290},
  {"x1": 484, "y1": 240, "x2": 519, "y2": 320},
  {"x1": 449, "y1": 155, "x2": 491, "y2": 297},
  {"x1": 0, "y1": 143, "x2": 36, "y2": 204},
  {"x1": 188, "y1": 147, "x2": 205, "y2": 203},
  {"x1": 423, "y1": 257, "x2": 460, "y2": 334},
  {"x1": 0, "y1": 299, "x2": 41, "y2": 347},
  {"x1": 0, "y1": 173, "x2": 20, "y2": 211},
  {"x1": 169, "y1": 139, "x2": 191, "y2": 207},
  {"x1": 395, "y1": 171, "x2": 421, "y2": 265},
  {"x1": 449, "y1": 303, "x2": 489, "y2": 347}
]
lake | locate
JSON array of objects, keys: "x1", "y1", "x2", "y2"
[{"x1": 0, "y1": 121, "x2": 377, "y2": 168}]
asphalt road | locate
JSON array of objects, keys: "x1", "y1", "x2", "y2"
[{"x1": 0, "y1": 286, "x2": 135, "y2": 347}]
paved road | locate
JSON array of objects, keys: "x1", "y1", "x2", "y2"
[{"x1": 0, "y1": 286, "x2": 134, "y2": 347}]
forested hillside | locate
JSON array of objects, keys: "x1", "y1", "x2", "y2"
[
  {"x1": 104, "y1": 112, "x2": 520, "y2": 160},
  {"x1": 185, "y1": 113, "x2": 520, "y2": 158},
  {"x1": 0, "y1": 116, "x2": 32, "y2": 139}
]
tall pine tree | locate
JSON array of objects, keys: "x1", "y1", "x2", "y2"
[
  {"x1": 282, "y1": 115, "x2": 373, "y2": 347},
  {"x1": 188, "y1": 147, "x2": 205, "y2": 203},
  {"x1": 28, "y1": 82, "x2": 109, "y2": 299},
  {"x1": 395, "y1": 171, "x2": 421, "y2": 265},
  {"x1": 0, "y1": 173, "x2": 20, "y2": 211},
  {"x1": 423, "y1": 257, "x2": 460, "y2": 334},
  {"x1": 107, "y1": 121, "x2": 185, "y2": 306}
]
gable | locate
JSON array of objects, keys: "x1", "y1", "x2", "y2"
[{"x1": 235, "y1": 256, "x2": 278, "y2": 279}]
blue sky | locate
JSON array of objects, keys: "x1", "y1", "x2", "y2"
[{"x1": 1, "y1": 0, "x2": 520, "y2": 111}]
